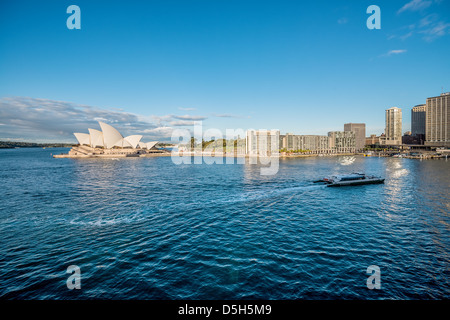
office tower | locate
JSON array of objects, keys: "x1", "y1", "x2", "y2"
[
  {"x1": 384, "y1": 107, "x2": 402, "y2": 145},
  {"x1": 425, "y1": 93, "x2": 450, "y2": 147},
  {"x1": 410, "y1": 104, "x2": 426, "y2": 145},
  {"x1": 344, "y1": 123, "x2": 366, "y2": 151},
  {"x1": 411, "y1": 105, "x2": 426, "y2": 136}
]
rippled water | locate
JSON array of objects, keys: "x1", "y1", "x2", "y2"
[{"x1": 0, "y1": 148, "x2": 449, "y2": 299}]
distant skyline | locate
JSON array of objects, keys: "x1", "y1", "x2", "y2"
[{"x1": 1, "y1": 0, "x2": 449, "y2": 142}]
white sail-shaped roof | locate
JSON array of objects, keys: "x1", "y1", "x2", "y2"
[
  {"x1": 124, "y1": 135, "x2": 142, "y2": 148},
  {"x1": 146, "y1": 141, "x2": 159, "y2": 149},
  {"x1": 74, "y1": 133, "x2": 90, "y2": 146},
  {"x1": 88, "y1": 128, "x2": 104, "y2": 148},
  {"x1": 138, "y1": 142, "x2": 147, "y2": 149},
  {"x1": 113, "y1": 138, "x2": 132, "y2": 148},
  {"x1": 98, "y1": 121, "x2": 123, "y2": 148},
  {"x1": 74, "y1": 121, "x2": 149, "y2": 149}
]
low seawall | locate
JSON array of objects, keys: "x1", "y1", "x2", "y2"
[{"x1": 54, "y1": 152, "x2": 360, "y2": 159}]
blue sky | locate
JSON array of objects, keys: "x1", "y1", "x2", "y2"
[{"x1": 1, "y1": 0, "x2": 449, "y2": 142}]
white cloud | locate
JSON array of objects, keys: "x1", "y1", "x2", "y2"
[
  {"x1": 389, "y1": 11, "x2": 449, "y2": 42},
  {"x1": 0, "y1": 97, "x2": 214, "y2": 142},
  {"x1": 400, "y1": 31, "x2": 414, "y2": 40},
  {"x1": 172, "y1": 114, "x2": 207, "y2": 121},
  {"x1": 151, "y1": 114, "x2": 174, "y2": 125},
  {"x1": 0, "y1": 97, "x2": 172, "y2": 142},
  {"x1": 142, "y1": 126, "x2": 174, "y2": 137},
  {"x1": 213, "y1": 113, "x2": 243, "y2": 119},
  {"x1": 398, "y1": 0, "x2": 433, "y2": 14},
  {"x1": 388, "y1": 49, "x2": 407, "y2": 55},
  {"x1": 169, "y1": 120, "x2": 197, "y2": 126},
  {"x1": 381, "y1": 49, "x2": 408, "y2": 57},
  {"x1": 420, "y1": 21, "x2": 450, "y2": 41},
  {"x1": 419, "y1": 13, "x2": 438, "y2": 27}
]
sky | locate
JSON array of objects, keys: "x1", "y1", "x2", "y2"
[{"x1": 0, "y1": 0, "x2": 449, "y2": 142}]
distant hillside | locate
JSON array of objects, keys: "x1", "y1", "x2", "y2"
[{"x1": 0, "y1": 141, "x2": 74, "y2": 149}]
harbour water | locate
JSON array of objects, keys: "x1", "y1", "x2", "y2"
[{"x1": 0, "y1": 148, "x2": 449, "y2": 299}]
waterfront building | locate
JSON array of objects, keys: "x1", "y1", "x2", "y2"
[
  {"x1": 280, "y1": 131, "x2": 358, "y2": 154},
  {"x1": 425, "y1": 93, "x2": 450, "y2": 147},
  {"x1": 328, "y1": 131, "x2": 356, "y2": 153},
  {"x1": 281, "y1": 133, "x2": 303, "y2": 151},
  {"x1": 383, "y1": 107, "x2": 402, "y2": 145},
  {"x1": 299, "y1": 135, "x2": 329, "y2": 152},
  {"x1": 411, "y1": 104, "x2": 426, "y2": 145},
  {"x1": 279, "y1": 134, "x2": 285, "y2": 150},
  {"x1": 284, "y1": 133, "x2": 295, "y2": 150},
  {"x1": 279, "y1": 134, "x2": 330, "y2": 153},
  {"x1": 246, "y1": 130, "x2": 280, "y2": 156},
  {"x1": 365, "y1": 134, "x2": 381, "y2": 146},
  {"x1": 70, "y1": 121, "x2": 160, "y2": 157},
  {"x1": 344, "y1": 123, "x2": 366, "y2": 151},
  {"x1": 411, "y1": 104, "x2": 426, "y2": 136},
  {"x1": 74, "y1": 121, "x2": 147, "y2": 149}
]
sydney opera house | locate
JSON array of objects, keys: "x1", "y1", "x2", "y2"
[{"x1": 55, "y1": 121, "x2": 162, "y2": 158}]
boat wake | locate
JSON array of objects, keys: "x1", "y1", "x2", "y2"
[
  {"x1": 215, "y1": 184, "x2": 326, "y2": 205},
  {"x1": 338, "y1": 156, "x2": 356, "y2": 166},
  {"x1": 63, "y1": 184, "x2": 327, "y2": 227},
  {"x1": 68, "y1": 211, "x2": 148, "y2": 226}
]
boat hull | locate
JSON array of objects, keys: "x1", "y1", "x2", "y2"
[{"x1": 327, "y1": 179, "x2": 385, "y2": 187}]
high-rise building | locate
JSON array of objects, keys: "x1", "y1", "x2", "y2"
[
  {"x1": 411, "y1": 104, "x2": 426, "y2": 136},
  {"x1": 246, "y1": 130, "x2": 280, "y2": 155},
  {"x1": 425, "y1": 93, "x2": 450, "y2": 147},
  {"x1": 384, "y1": 107, "x2": 402, "y2": 145},
  {"x1": 344, "y1": 123, "x2": 366, "y2": 151}
]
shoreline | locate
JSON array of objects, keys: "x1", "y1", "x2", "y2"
[
  {"x1": 52, "y1": 151, "x2": 448, "y2": 160},
  {"x1": 53, "y1": 152, "x2": 361, "y2": 159}
]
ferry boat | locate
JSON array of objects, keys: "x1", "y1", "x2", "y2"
[{"x1": 314, "y1": 173, "x2": 385, "y2": 187}]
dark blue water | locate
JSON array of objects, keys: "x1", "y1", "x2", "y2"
[{"x1": 0, "y1": 148, "x2": 449, "y2": 299}]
